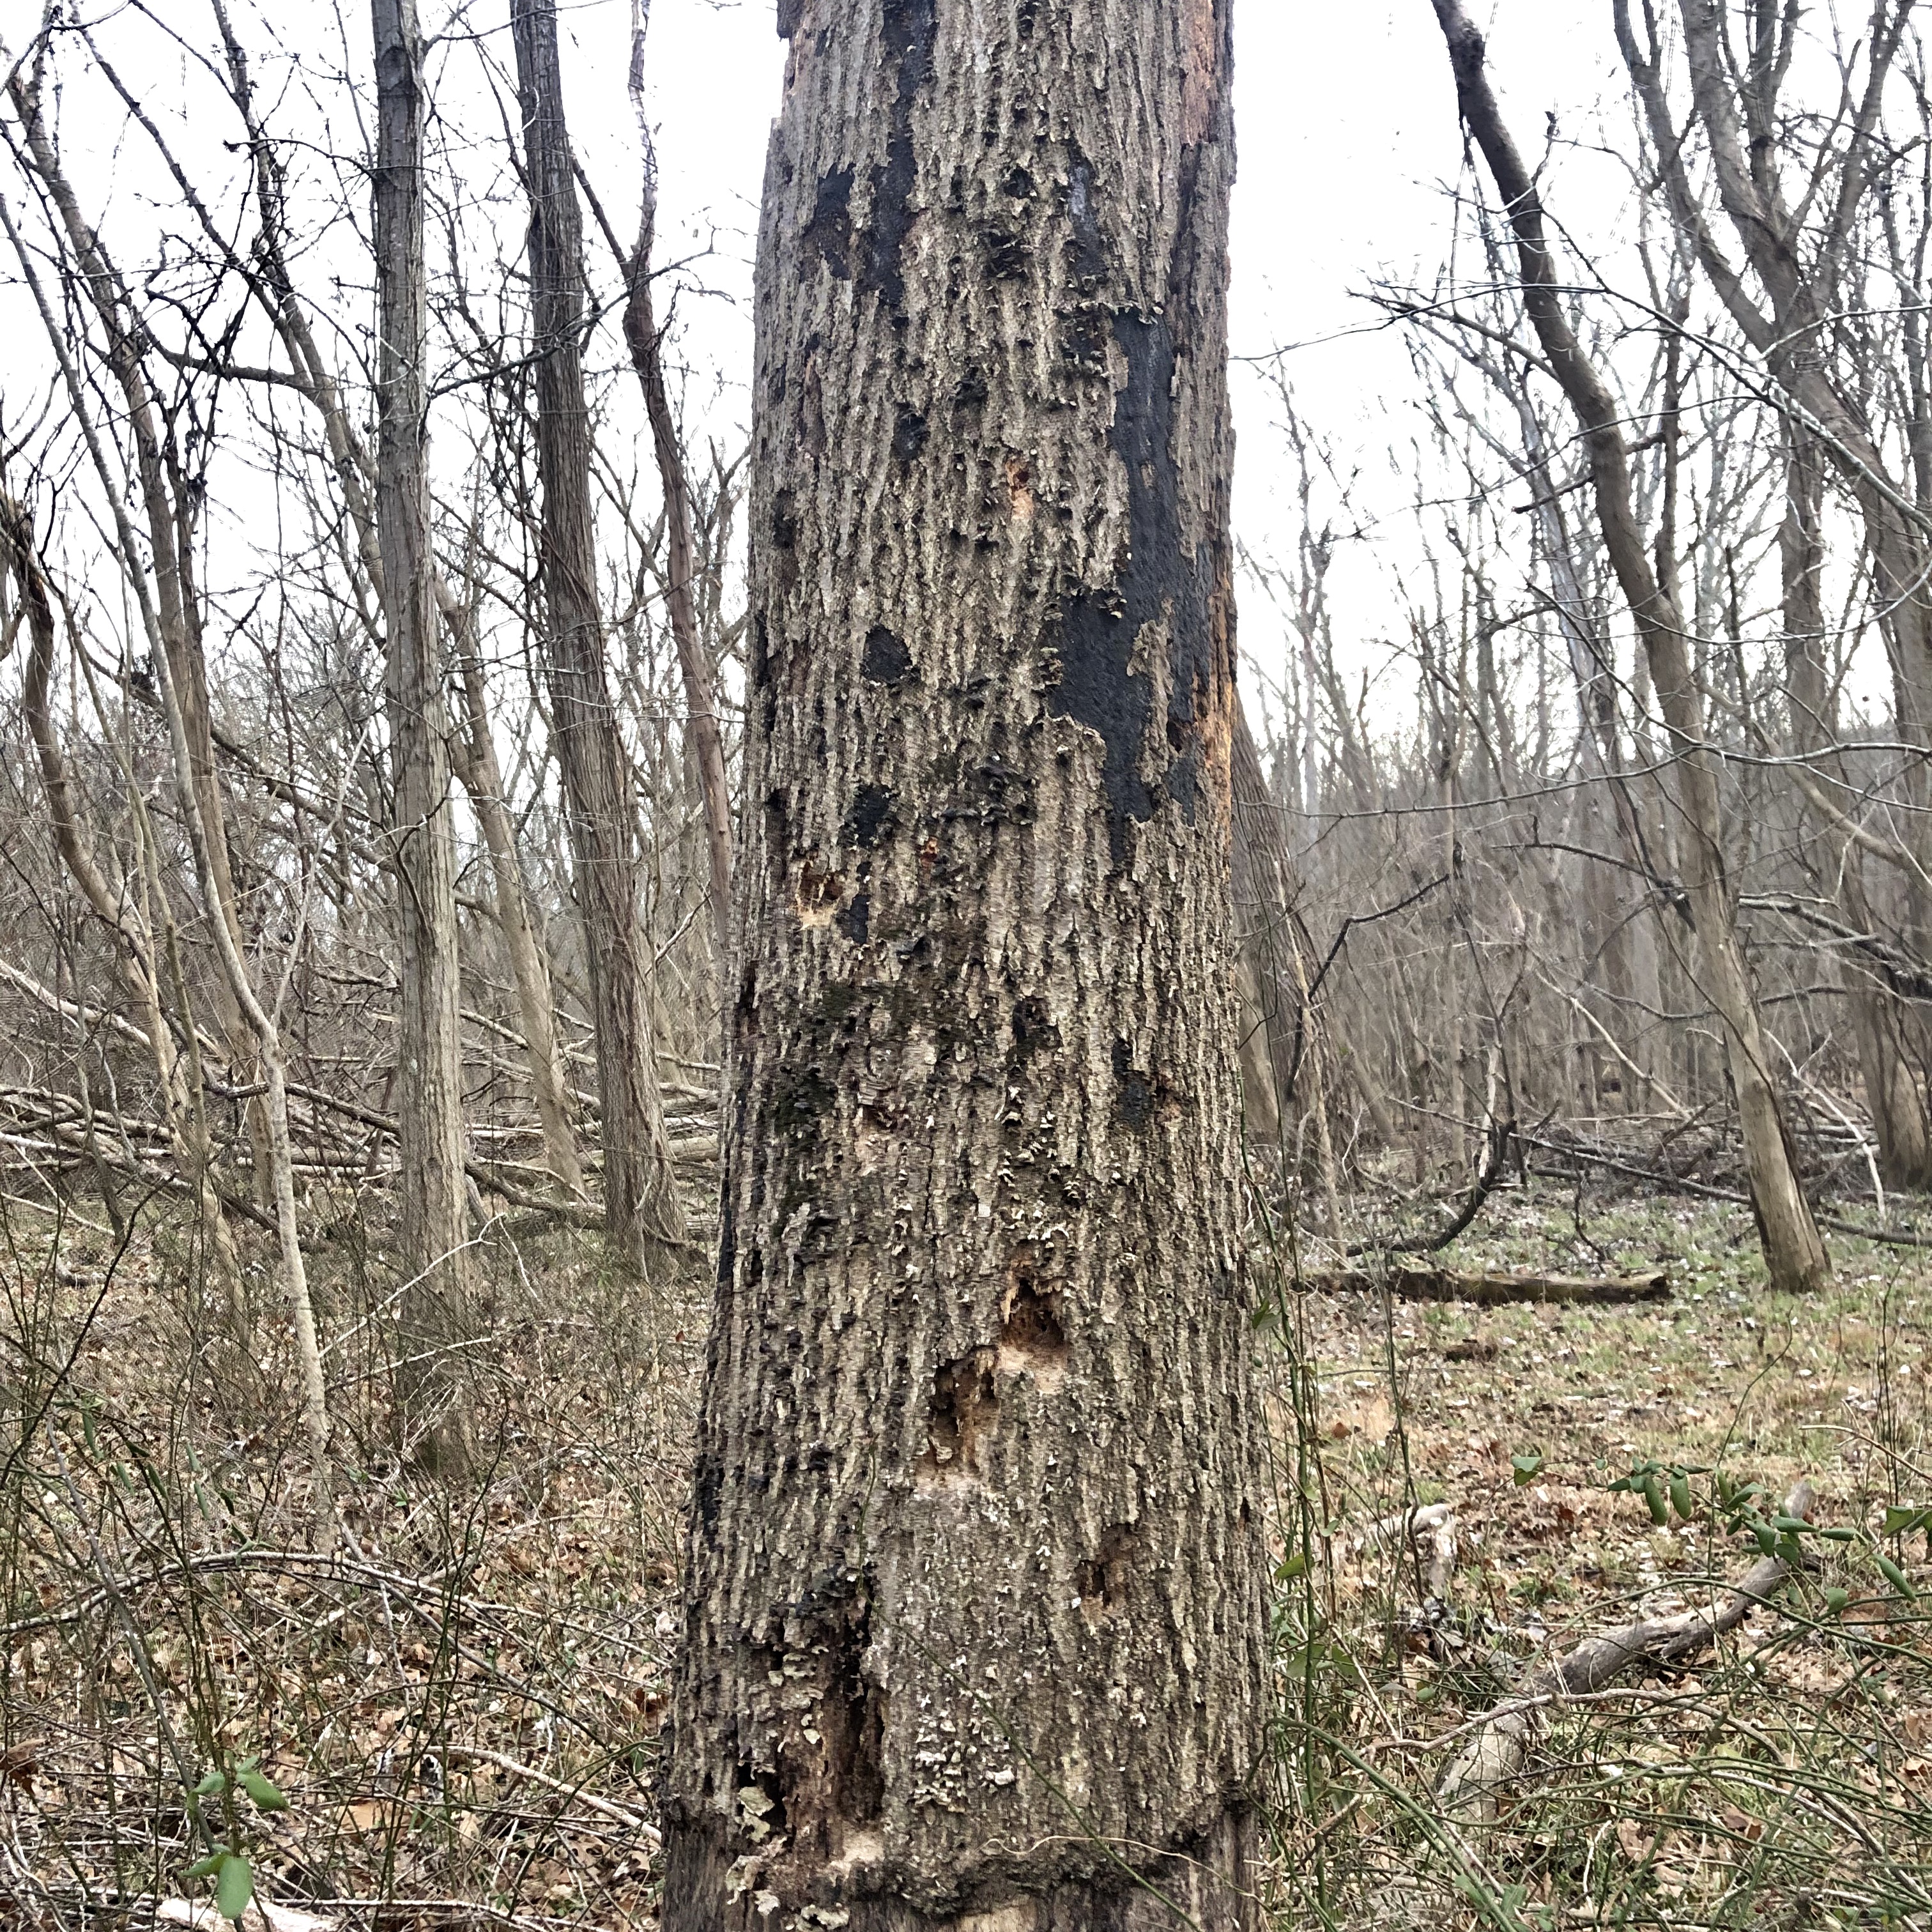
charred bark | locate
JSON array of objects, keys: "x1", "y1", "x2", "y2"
[{"x1": 663, "y1": 1, "x2": 1264, "y2": 1926}]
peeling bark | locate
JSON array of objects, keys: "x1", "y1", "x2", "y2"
[{"x1": 663, "y1": 3, "x2": 1264, "y2": 1927}]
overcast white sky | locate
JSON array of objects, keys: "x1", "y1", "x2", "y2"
[
  {"x1": 0, "y1": 0, "x2": 1639, "y2": 732},
  {"x1": 560, "y1": 0, "x2": 1632, "y2": 710}
]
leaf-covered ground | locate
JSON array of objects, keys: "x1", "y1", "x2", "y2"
[
  {"x1": 2, "y1": 1180, "x2": 1928, "y2": 1931},
  {"x1": 1267, "y1": 1181, "x2": 1932, "y2": 1930}
]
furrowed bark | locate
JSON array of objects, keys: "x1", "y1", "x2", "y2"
[
  {"x1": 511, "y1": 0, "x2": 687, "y2": 1272},
  {"x1": 663, "y1": 3, "x2": 1264, "y2": 1926},
  {"x1": 1429, "y1": 0, "x2": 1829, "y2": 1293},
  {"x1": 371, "y1": 0, "x2": 476, "y2": 1464}
]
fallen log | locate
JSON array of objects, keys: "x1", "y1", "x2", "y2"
[
  {"x1": 1305, "y1": 1263, "x2": 1671, "y2": 1306},
  {"x1": 1436, "y1": 1480, "x2": 1814, "y2": 1823}
]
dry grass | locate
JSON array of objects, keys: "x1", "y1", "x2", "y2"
[
  {"x1": 1, "y1": 1195, "x2": 706, "y2": 1931},
  {"x1": 1259, "y1": 1179, "x2": 1932, "y2": 1931},
  {"x1": 1, "y1": 1176, "x2": 1928, "y2": 1931}
]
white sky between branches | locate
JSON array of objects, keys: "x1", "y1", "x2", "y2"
[
  {"x1": 0, "y1": 0, "x2": 1685, "y2": 755},
  {"x1": 601, "y1": 0, "x2": 1632, "y2": 738}
]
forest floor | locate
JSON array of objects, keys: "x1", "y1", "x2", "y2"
[
  {"x1": 0, "y1": 1177, "x2": 1928, "y2": 1931},
  {"x1": 1272, "y1": 1178, "x2": 1932, "y2": 1929}
]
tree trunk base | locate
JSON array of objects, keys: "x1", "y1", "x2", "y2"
[{"x1": 661, "y1": 1805, "x2": 1260, "y2": 1932}]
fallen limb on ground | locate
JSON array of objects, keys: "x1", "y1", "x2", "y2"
[
  {"x1": 1436, "y1": 1480, "x2": 1814, "y2": 1823},
  {"x1": 1307, "y1": 1263, "x2": 1670, "y2": 1306},
  {"x1": 1347, "y1": 1501, "x2": 1460, "y2": 1601}
]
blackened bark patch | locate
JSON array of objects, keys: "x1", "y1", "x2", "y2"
[
  {"x1": 847, "y1": 783, "x2": 896, "y2": 847},
  {"x1": 983, "y1": 226, "x2": 1027, "y2": 279},
  {"x1": 776, "y1": 0, "x2": 802, "y2": 35},
  {"x1": 772, "y1": 1064, "x2": 836, "y2": 1135},
  {"x1": 1077, "y1": 1523, "x2": 1140, "y2": 1623},
  {"x1": 1160, "y1": 144, "x2": 1220, "y2": 827},
  {"x1": 693, "y1": 1450, "x2": 724, "y2": 1540},
  {"x1": 1000, "y1": 1255, "x2": 1068, "y2": 1375},
  {"x1": 861, "y1": 624, "x2": 914, "y2": 683},
  {"x1": 1060, "y1": 303, "x2": 1110, "y2": 374},
  {"x1": 1067, "y1": 157, "x2": 1107, "y2": 282},
  {"x1": 968, "y1": 753, "x2": 1034, "y2": 825},
  {"x1": 1010, "y1": 995, "x2": 1059, "y2": 1060},
  {"x1": 836, "y1": 891, "x2": 871, "y2": 944},
  {"x1": 1112, "y1": 1037, "x2": 1153, "y2": 1130},
  {"x1": 1048, "y1": 310, "x2": 1211, "y2": 860},
  {"x1": 826, "y1": 1599, "x2": 885, "y2": 1825},
  {"x1": 802, "y1": 166, "x2": 855, "y2": 278},
  {"x1": 772, "y1": 489, "x2": 800, "y2": 550},
  {"x1": 770, "y1": 488, "x2": 801, "y2": 597},
  {"x1": 917, "y1": 1346, "x2": 998, "y2": 1482},
  {"x1": 892, "y1": 406, "x2": 929, "y2": 464},
  {"x1": 1004, "y1": 164, "x2": 1036, "y2": 199},
  {"x1": 864, "y1": 0, "x2": 935, "y2": 307}
]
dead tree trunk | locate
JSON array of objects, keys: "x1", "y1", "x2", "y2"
[
  {"x1": 371, "y1": 0, "x2": 475, "y2": 1461},
  {"x1": 1430, "y1": 0, "x2": 1829, "y2": 1292},
  {"x1": 662, "y1": 3, "x2": 1264, "y2": 1926},
  {"x1": 624, "y1": 1, "x2": 735, "y2": 973},
  {"x1": 510, "y1": 0, "x2": 686, "y2": 1271}
]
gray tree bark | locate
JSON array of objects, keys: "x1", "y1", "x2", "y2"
[
  {"x1": 448, "y1": 611, "x2": 585, "y2": 1199},
  {"x1": 663, "y1": 3, "x2": 1265, "y2": 1927},
  {"x1": 372, "y1": 0, "x2": 475, "y2": 1461},
  {"x1": 1779, "y1": 433, "x2": 1931, "y2": 1186},
  {"x1": 511, "y1": 0, "x2": 686, "y2": 1271}
]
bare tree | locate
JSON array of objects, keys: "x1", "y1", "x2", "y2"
[
  {"x1": 622, "y1": 0, "x2": 735, "y2": 972},
  {"x1": 372, "y1": 0, "x2": 475, "y2": 1460},
  {"x1": 1428, "y1": 0, "x2": 1830, "y2": 1292},
  {"x1": 510, "y1": 0, "x2": 687, "y2": 1275}
]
